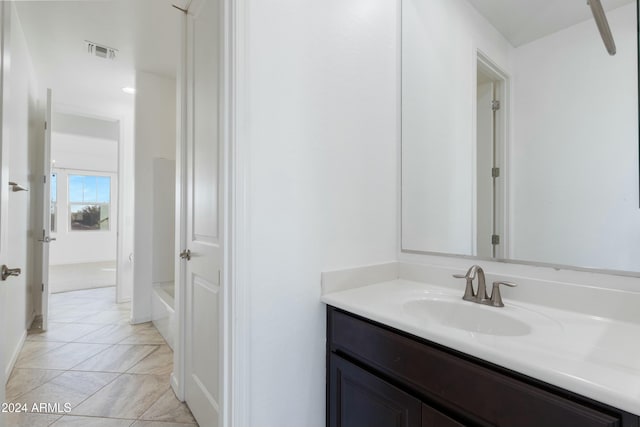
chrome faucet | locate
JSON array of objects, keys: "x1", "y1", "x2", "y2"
[
  {"x1": 453, "y1": 265, "x2": 488, "y2": 303},
  {"x1": 453, "y1": 265, "x2": 517, "y2": 307}
]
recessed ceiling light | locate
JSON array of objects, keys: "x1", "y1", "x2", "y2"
[{"x1": 122, "y1": 87, "x2": 136, "y2": 95}]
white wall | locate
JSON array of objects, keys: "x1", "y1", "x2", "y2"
[
  {"x1": 133, "y1": 71, "x2": 176, "y2": 323},
  {"x1": 244, "y1": 1, "x2": 398, "y2": 425},
  {"x1": 511, "y1": 3, "x2": 640, "y2": 271},
  {"x1": 52, "y1": 131, "x2": 118, "y2": 171},
  {"x1": 151, "y1": 158, "x2": 175, "y2": 285},
  {"x1": 3, "y1": 2, "x2": 41, "y2": 379},
  {"x1": 53, "y1": 112, "x2": 119, "y2": 141},
  {"x1": 401, "y1": 0, "x2": 513, "y2": 255},
  {"x1": 49, "y1": 128, "x2": 118, "y2": 266}
]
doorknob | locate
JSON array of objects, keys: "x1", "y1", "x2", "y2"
[
  {"x1": 37, "y1": 236, "x2": 56, "y2": 243},
  {"x1": 179, "y1": 249, "x2": 191, "y2": 261},
  {"x1": 1, "y1": 265, "x2": 21, "y2": 281}
]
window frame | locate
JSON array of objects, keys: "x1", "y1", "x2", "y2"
[{"x1": 67, "y1": 173, "x2": 113, "y2": 232}]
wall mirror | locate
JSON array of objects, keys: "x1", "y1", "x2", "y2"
[{"x1": 401, "y1": 0, "x2": 640, "y2": 273}]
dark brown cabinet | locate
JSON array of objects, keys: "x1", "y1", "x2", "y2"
[
  {"x1": 422, "y1": 404, "x2": 465, "y2": 427},
  {"x1": 327, "y1": 306, "x2": 639, "y2": 427},
  {"x1": 329, "y1": 354, "x2": 422, "y2": 427}
]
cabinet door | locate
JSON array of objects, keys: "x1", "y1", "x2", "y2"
[
  {"x1": 329, "y1": 354, "x2": 421, "y2": 427},
  {"x1": 422, "y1": 404, "x2": 466, "y2": 427}
]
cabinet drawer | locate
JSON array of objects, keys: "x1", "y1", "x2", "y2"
[{"x1": 328, "y1": 308, "x2": 621, "y2": 427}]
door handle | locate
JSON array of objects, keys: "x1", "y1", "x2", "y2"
[
  {"x1": 37, "y1": 237, "x2": 56, "y2": 243},
  {"x1": 179, "y1": 249, "x2": 191, "y2": 261},
  {"x1": 1, "y1": 265, "x2": 21, "y2": 281}
]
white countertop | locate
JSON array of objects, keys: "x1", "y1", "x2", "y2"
[{"x1": 321, "y1": 279, "x2": 640, "y2": 415}]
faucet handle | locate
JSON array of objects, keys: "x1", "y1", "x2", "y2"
[
  {"x1": 452, "y1": 272, "x2": 476, "y2": 301},
  {"x1": 453, "y1": 265, "x2": 479, "y2": 280},
  {"x1": 489, "y1": 281, "x2": 517, "y2": 307}
]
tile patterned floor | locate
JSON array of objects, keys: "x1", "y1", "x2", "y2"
[{"x1": 5, "y1": 287, "x2": 198, "y2": 427}]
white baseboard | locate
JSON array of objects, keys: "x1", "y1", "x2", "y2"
[
  {"x1": 4, "y1": 329, "x2": 27, "y2": 383},
  {"x1": 170, "y1": 373, "x2": 182, "y2": 401},
  {"x1": 130, "y1": 315, "x2": 152, "y2": 325}
]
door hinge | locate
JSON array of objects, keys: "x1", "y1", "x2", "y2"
[
  {"x1": 44, "y1": 121, "x2": 47, "y2": 130},
  {"x1": 491, "y1": 167, "x2": 500, "y2": 178},
  {"x1": 491, "y1": 234, "x2": 500, "y2": 245},
  {"x1": 491, "y1": 100, "x2": 501, "y2": 111},
  {"x1": 41, "y1": 283, "x2": 44, "y2": 292},
  {"x1": 218, "y1": 270, "x2": 221, "y2": 284},
  {"x1": 43, "y1": 175, "x2": 47, "y2": 184}
]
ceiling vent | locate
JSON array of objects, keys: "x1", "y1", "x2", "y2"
[{"x1": 85, "y1": 40, "x2": 117, "y2": 60}]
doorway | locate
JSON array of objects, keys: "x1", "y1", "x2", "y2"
[
  {"x1": 476, "y1": 52, "x2": 509, "y2": 259},
  {"x1": 1, "y1": 0, "x2": 234, "y2": 425},
  {"x1": 45, "y1": 112, "x2": 121, "y2": 323}
]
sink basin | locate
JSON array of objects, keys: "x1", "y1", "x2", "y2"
[{"x1": 403, "y1": 298, "x2": 532, "y2": 336}]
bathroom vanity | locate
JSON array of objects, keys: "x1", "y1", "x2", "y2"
[
  {"x1": 327, "y1": 307, "x2": 637, "y2": 427},
  {"x1": 324, "y1": 0, "x2": 640, "y2": 424},
  {"x1": 322, "y1": 276, "x2": 640, "y2": 427}
]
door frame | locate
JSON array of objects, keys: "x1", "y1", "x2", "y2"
[
  {"x1": 41, "y1": 89, "x2": 52, "y2": 331},
  {"x1": 39, "y1": 104, "x2": 126, "y2": 325},
  {"x1": 473, "y1": 50, "x2": 510, "y2": 260},
  {"x1": 0, "y1": 3, "x2": 9, "y2": 424},
  {"x1": 173, "y1": 0, "x2": 251, "y2": 425},
  {"x1": 52, "y1": 104, "x2": 131, "y2": 304}
]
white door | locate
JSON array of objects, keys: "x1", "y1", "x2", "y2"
[
  {"x1": 39, "y1": 89, "x2": 53, "y2": 331},
  {"x1": 183, "y1": 0, "x2": 223, "y2": 425},
  {"x1": 476, "y1": 76, "x2": 494, "y2": 258},
  {"x1": 0, "y1": 2, "x2": 11, "y2": 425}
]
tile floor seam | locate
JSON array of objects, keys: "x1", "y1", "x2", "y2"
[
  {"x1": 69, "y1": 324, "x2": 160, "y2": 346},
  {"x1": 52, "y1": 414, "x2": 136, "y2": 420},
  {"x1": 6, "y1": 368, "x2": 67, "y2": 401},
  {"x1": 115, "y1": 331, "x2": 169, "y2": 346},
  {"x1": 58, "y1": 368, "x2": 139, "y2": 375},
  {"x1": 15, "y1": 371, "x2": 121, "y2": 410},
  {"x1": 124, "y1": 347, "x2": 163, "y2": 374},
  {"x1": 61, "y1": 371, "x2": 125, "y2": 414},
  {"x1": 71, "y1": 344, "x2": 160, "y2": 374},
  {"x1": 64, "y1": 343, "x2": 118, "y2": 371},
  {"x1": 72, "y1": 373, "x2": 171, "y2": 420},
  {"x1": 27, "y1": 322, "x2": 112, "y2": 344},
  {"x1": 66, "y1": 323, "x2": 122, "y2": 344},
  {"x1": 14, "y1": 341, "x2": 70, "y2": 364},
  {"x1": 17, "y1": 343, "x2": 113, "y2": 371}
]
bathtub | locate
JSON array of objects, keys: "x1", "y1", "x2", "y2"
[{"x1": 152, "y1": 282, "x2": 175, "y2": 349}]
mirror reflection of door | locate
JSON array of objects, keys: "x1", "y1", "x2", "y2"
[
  {"x1": 477, "y1": 70, "x2": 494, "y2": 257},
  {"x1": 476, "y1": 56, "x2": 506, "y2": 259}
]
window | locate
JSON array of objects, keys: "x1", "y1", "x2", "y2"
[
  {"x1": 50, "y1": 173, "x2": 57, "y2": 233},
  {"x1": 69, "y1": 175, "x2": 111, "y2": 231}
]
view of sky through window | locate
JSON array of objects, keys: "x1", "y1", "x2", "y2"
[{"x1": 69, "y1": 175, "x2": 111, "y2": 231}]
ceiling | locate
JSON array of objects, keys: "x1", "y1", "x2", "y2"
[
  {"x1": 466, "y1": 0, "x2": 635, "y2": 47},
  {"x1": 15, "y1": 0, "x2": 185, "y2": 119},
  {"x1": 18, "y1": 0, "x2": 634, "y2": 118}
]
